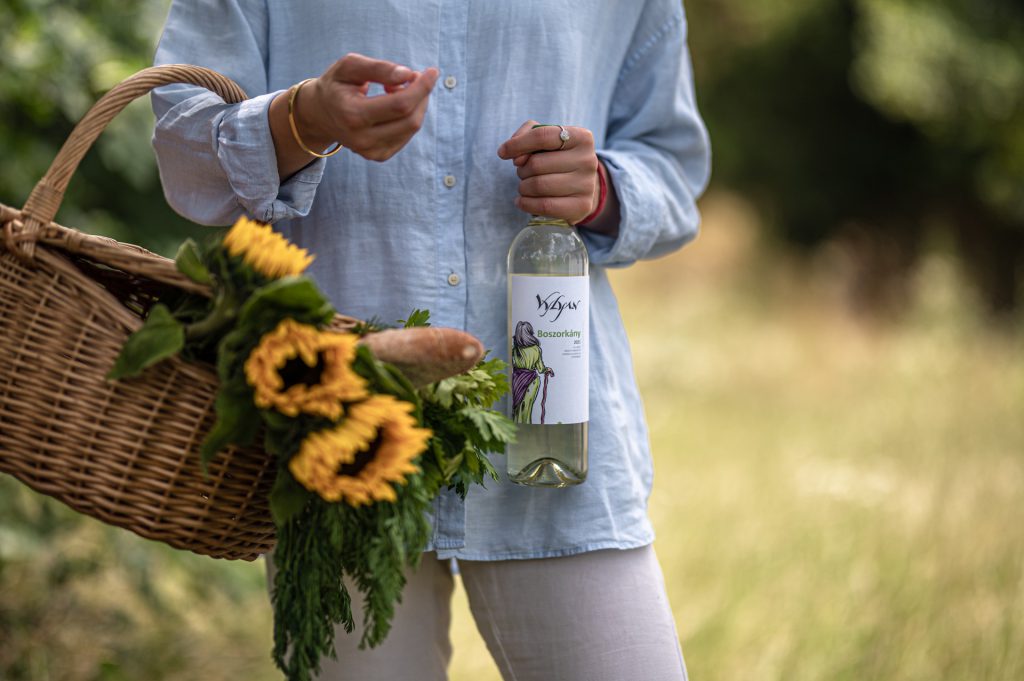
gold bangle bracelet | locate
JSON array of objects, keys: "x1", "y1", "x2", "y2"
[{"x1": 288, "y1": 78, "x2": 343, "y2": 158}]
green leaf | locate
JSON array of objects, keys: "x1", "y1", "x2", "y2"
[
  {"x1": 268, "y1": 470, "x2": 312, "y2": 526},
  {"x1": 430, "y1": 379, "x2": 457, "y2": 409},
  {"x1": 262, "y1": 409, "x2": 297, "y2": 432},
  {"x1": 237, "y1": 276, "x2": 334, "y2": 330},
  {"x1": 198, "y1": 387, "x2": 261, "y2": 470},
  {"x1": 438, "y1": 447, "x2": 461, "y2": 479},
  {"x1": 106, "y1": 304, "x2": 185, "y2": 380},
  {"x1": 478, "y1": 452, "x2": 499, "y2": 482},
  {"x1": 353, "y1": 346, "x2": 415, "y2": 401},
  {"x1": 216, "y1": 326, "x2": 254, "y2": 383},
  {"x1": 460, "y1": 407, "x2": 518, "y2": 444},
  {"x1": 174, "y1": 238, "x2": 212, "y2": 285},
  {"x1": 383, "y1": 363, "x2": 420, "y2": 406},
  {"x1": 421, "y1": 356, "x2": 510, "y2": 411},
  {"x1": 399, "y1": 309, "x2": 431, "y2": 328},
  {"x1": 463, "y1": 441, "x2": 481, "y2": 475}
]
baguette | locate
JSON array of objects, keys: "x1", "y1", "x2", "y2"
[{"x1": 359, "y1": 327, "x2": 484, "y2": 387}]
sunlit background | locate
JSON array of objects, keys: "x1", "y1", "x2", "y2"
[{"x1": 1, "y1": 1, "x2": 1022, "y2": 679}]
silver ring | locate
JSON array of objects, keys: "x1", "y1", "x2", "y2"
[{"x1": 557, "y1": 125, "x2": 570, "y2": 151}]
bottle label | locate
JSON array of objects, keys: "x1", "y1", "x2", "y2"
[{"x1": 509, "y1": 275, "x2": 589, "y2": 425}]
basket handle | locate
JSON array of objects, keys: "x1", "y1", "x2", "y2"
[{"x1": 7, "y1": 64, "x2": 248, "y2": 263}]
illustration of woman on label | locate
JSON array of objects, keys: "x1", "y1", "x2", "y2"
[{"x1": 511, "y1": 321, "x2": 556, "y2": 424}]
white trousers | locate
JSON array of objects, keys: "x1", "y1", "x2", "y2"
[{"x1": 265, "y1": 544, "x2": 688, "y2": 681}]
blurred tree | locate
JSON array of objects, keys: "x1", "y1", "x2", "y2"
[
  {"x1": 687, "y1": 0, "x2": 1024, "y2": 314},
  {"x1": 0, "y1": 0, "x2": 207, "y2": 257},
  {"x1": 852, "y1": 0, "x2": 1024, "y2": 312}
]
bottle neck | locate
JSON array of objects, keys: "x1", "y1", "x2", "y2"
[{"x1": 527, "y1": 215, "x2": 573, "y2": 228}]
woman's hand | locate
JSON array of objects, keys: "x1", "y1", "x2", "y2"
[
  {"x1": 497, "y1": 120, "x2": 610, "y2": 228},
  {"x1": 271, "y1": 53, "x2": 439, "y2": 177},
  {"x1": 304, "y1": 54, "x2": 439, "y2": 161}
]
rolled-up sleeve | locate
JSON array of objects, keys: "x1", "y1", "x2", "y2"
[
  {"x1": 151, "y1": 0, "x2": 324, "y2": 226},
  {"x1": 584, "y1": 6, "x2": 712, "y2": 268}
]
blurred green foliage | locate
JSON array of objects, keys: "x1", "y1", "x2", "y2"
[
  {"x1": 687, "y1": 0, "x2": 1024, "y2": 312},
  {"x1": 0, "y1": 0, "x2": 206, "y2": 256},
  {"x1": 854, "y1": 0, "x2": 1024, "y2": 219}
]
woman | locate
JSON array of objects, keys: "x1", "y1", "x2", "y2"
[
  {"x1": 511, "y1": 321, "x2": 555, "y2": 425},
  {"x1": 151, "y1": 1, "x2": 710, "y2": 679}
]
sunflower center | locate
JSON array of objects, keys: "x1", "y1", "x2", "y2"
[
  {"x1": 279, "y1": 352, "x2": 326, "y2": 388},
  {"x1": 337, "y1": 429, "x2": 384, "y2": 477}
]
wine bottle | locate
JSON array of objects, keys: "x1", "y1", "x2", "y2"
[{"x1": 506, "y1": 215, "x2": 589, "y2": 487}]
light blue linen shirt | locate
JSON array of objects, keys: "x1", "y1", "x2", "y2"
[{"x1": 151, "y1": 0, "x2": 710, "y2": 561}]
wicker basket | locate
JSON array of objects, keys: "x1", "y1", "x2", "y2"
[{"x1": 0, "y1": 65, "x2": 369, "y2": 561}]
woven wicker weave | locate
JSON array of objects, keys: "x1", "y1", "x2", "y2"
[{"x1": 0, "y1": 65, "x2": 360, "y2": 561}]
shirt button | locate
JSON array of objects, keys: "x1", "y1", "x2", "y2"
[
  {"x1": 443, "y1": 174, "x2": 457, "y2": 188},
  {"x1": 444, "y1": 75, "x2": 457, "y2": 89},
  {"x1": 447, "y1": 272, "x2": 461, "y2": 286}
]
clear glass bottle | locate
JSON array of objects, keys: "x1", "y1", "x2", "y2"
[{"x1": 506, "y1": 215, "x2": 589, "y2": 487}]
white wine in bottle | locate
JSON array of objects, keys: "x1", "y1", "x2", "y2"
[{"x1": 506, "y1": 215, "x2": 589, "y2": 487}]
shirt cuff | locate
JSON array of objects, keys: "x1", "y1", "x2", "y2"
[
  {"x1": 216, "y1": 90, "x2": 326, "y2": 223},
  {"x1": 578, "y1": 149, "x2": 657, "y2": 268}
]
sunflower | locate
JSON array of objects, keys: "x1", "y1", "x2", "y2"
[
  {"x1": 223, "y1": 215, "x2": 314, "y2": 278},
  {"x1": 289, "y1": 395, "x2": 432, "y2": 506},
  {"x1": 245, "y1": 319, "x2": 368, "y2": 419}
]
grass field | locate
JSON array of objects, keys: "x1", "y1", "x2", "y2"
[
  {"x1": 2, "y1": 194, "x2": 1021, "y2": 680},
  {"x1": 449, "y1": 195, "x2": 1024, "y2": 680}
]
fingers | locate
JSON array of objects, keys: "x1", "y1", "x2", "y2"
[
  {"x1": 508, "y1": 120, "x2": 538, "y2": 166},
  {"x1": 325, "y1": 53, "x2": 436, "y2": 126},
  {"x1": 514, "y1": 195, "x2": 595, "y2": 220},
  {"x1": 516, "y1": 148, "x2": 598, "y2": 179},
  {"x1": 359, "y1": 68, "x2": 438, "y2": 124},
  {"x1": 510, "y1": 120, "x2": 538, "y2": 138},
  {"x1": 352, "y1": 88, "x2": 432, "y2": 161},
  {"x1": 333, "y1": 52, "x2": 415, "y2": 87},
  {"x1": 497, "y1": 121, "x2": 600, "y2": 223},
  {"x1": 310, "y1": 57, "x2": 436, "y2": 161},
  {"x1": 498, "y1": 125, "x2": 592, "y2": 160},
  {"x1": 518, "y1": 171, "x2": 593, "y2": 199}
]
